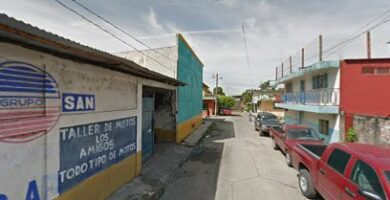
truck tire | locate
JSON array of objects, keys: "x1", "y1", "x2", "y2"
[
  {"x1": 298, "y1": 169, "x2": 317, "y2": 199},
  {"x1": 285, "y1": 152, "x2": 293, "y2": 167},
  {"x1": 272, "y1": 138, "x2": 279, "y2": 150},
  {"x1": 259, "y1": 129, "x2": 265, "y2": 136}
]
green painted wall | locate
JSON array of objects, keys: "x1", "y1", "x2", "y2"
[{"x1": 177, "y1": 36, "x2": 203, "y2": 123}]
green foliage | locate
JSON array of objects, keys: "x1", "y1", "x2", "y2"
[
  {"x1": 259, "y1": 80, "x2": 276, "y2": 92},
  {"x1": 213, "y1": 87, "x2": 225, "y2": 96},
  {"x1": 241, "y1": 89, "x2": 253, "y2": 104},
  {"x1": 217, "y1": 96, "x2": 235, "y2": 108},
  {"x1": 346, "y1": 127, "x2": 358, "y2": 142}
]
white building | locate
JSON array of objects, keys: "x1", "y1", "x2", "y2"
[{"x1": 275, "y1": 61, "x2": 341, "y2": 143}]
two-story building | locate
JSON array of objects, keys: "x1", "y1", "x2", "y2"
[
  {"x1": 276, "y1": 59, "x2": 390, "y2": 145},
  {"x1": 275, "y1": 61, "x2": 341, "y2": 143}
]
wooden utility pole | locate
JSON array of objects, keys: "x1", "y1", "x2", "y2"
[
  {"x1": 319, "y1": 35, "x2": 323, "y2": 62},
  {"x1": 301, "y1": 48, "x2": 305, "y2": 69},
  {"x1": 367, "y1": 31, "x2": 371, "y2": 59},
  {"x1": 275, "y1": 67, "x2": 278, "y2": 80},
  {"x1": 281, "y1": 62, "x2": 284, "y2": 77},
  {"x1": 289, "y1": 56, "x2": 292, "y2": 74}
]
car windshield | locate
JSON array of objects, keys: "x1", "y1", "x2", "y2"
[
  {"x1": 287, "y1": 128, "x2": 321, "y2": 140},
  {"x1": 261, "y1": 115, "x2": 276, "y2": 120},
  {"x1": 386, "y1": 171, "x2": 390, "y2": 183}
]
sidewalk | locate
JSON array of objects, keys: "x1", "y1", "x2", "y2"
[{"x1": 108, "y1": 120, "x2": 212, "y2": 200}]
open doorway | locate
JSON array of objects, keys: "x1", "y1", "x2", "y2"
[{"x1": 142, "y1": 86, "x2": 176, "y2": 162}]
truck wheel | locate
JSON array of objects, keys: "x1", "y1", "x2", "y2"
[
  {"x1": 272, "y1": 138, "x2": 279, "y2": 150},
  {"x1": 285, "y1": 152, "x2": 293, "y2": 167},
  {"x1": 298, "y1": 169, "x2": 317, "y2": 199},
  {"x1": 259, "y1": 130, "x2": 265, "y2": 136}
]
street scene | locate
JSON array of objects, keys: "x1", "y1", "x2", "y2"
[{"x1": 0, "y1": 1, "x2": 390, "y2": 200}]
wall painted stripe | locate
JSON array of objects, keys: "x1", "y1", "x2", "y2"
[
  {"x1": 0, "y1": 69, "x2": 46, "y2": 78},
  {"x1": 0, "y1": 86, "x2": 58, "y2": 93},
  {"x1": 0, "y1": 74, "x2": 54, "y2": 83}
]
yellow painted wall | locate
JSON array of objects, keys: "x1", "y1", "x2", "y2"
[
  {"x1": 56, "y1": 153, "x2": 138, "y2": 200},
  {"x1": 176, "y1": 114, "x2": 203, "y2": 143}
]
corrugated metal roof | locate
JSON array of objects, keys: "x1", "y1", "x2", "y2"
[{"x1": 0, "y1": 14, "x2": 185, "y2": 86}]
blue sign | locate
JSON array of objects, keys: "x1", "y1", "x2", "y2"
[
  {"x1": 62, "y1": 93, "x2": 95, "y2": 112},
  {"x1": 58, "y1": 117, "x2": 137, "y2": 193}
]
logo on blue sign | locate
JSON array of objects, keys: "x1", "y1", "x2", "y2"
[{"x1": 62, "y1": 93, "x2": 95, "y2": 112}]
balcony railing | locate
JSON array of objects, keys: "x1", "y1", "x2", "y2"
[{"x1": 281, "y1": 88, "x2": 339, "y2": 106}]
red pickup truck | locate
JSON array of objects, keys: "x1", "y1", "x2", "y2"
[
  {"x1": 270, "y1": 125, "x2": 323, "y2": 167},
  {"x1": 292, "y1": 143, "x2": 390, "y2": 200}
]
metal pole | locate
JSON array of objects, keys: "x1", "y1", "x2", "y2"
[
  {"x1": 281, "y1": 62, "x2": 284, "y2": 77},
  {"x1": 275, "y1": 67, "x2": 278, "y2": 80},
  {"x1": 215, "y1": 73, "x2": 218, "y2": 115},
  {"x1": 319, "y1": 34, "x2": 323, "y2": 62},
  {"x1": 367, "y1": 31, "x2": 371, "y2": 59},
  {"x1": 289, "y1": 56, "x2": 292, "y2": 74}
]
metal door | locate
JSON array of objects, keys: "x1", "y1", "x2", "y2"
[{"x1": 142, "y1": 97, "x2": 154, "y2": 162}]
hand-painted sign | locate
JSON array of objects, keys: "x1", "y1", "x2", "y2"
[
  {"x1": 62, "y1": 93, "x2": 95, "y2": 112},
  {"x1": 58, "y1": 117, "x2": 137, "y2": 193},
  {"x1": 0, "y1": 61, "x2": 60, "y2": 143}
]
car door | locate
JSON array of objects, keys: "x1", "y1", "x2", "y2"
[
  {"x1": 316, "y1": 148, "x2": 352, "y2": 200},
  {"x1": 342, "y1": 160, "x2": 387, "y2": 200}
]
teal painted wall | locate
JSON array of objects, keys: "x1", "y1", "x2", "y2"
[{"x1": 177, "y1": 36, "x2": 203, "y2": 123}]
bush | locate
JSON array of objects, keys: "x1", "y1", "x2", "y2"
[
  {"x1": 217, "y1": 96, "x2": 235, "y2": 108},
  {"x1": 346, "y1": 127, "x2": 358, "y2": 142}
]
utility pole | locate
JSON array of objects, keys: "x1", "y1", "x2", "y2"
[
  {"x1": 281, "y1": 62, "x2": 284, "y2": 77},
  {"x1": 301, "y1": 48, "x2": 305, "y2": 69},
  {"x1": 289, "y1": 56, "x2": 292, "y2": 74},
  {"x1": 367, "y1": 31, "x2": 371, "y2": 59},
  {"x1": 319, "y1": 34, "x2": 323, "y2": 62},
  {"x1": 215, "y1": 73, "x2": 218, "y2": 116}
]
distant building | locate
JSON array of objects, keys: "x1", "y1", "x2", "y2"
[
  {"x1": 275, "y1": 59, "x2": 390, "y2": 145},
  {"x1": 116, "y1": 34, "x2": 204, "y2": 143},
  {"x1": 202, "y1": 83, "x2": 216, "y2": 117}
]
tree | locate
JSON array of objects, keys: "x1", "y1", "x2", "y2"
[
  {"x1": 213, "y1": 86, "x2": 225, "y2": 96},
  {"x1": 241, "y1": 89, "x2": 253, "y2": 104},
  {"x1": 217, "y1": 96, "x2": 235, "y2": 108},
  {"x1": 259, "y1": 80, "x2": 275, "y2": 92}
]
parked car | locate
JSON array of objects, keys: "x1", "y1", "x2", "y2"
[
  {"x1": 258, "y1": 118, "x2": 282, "y2": 136},
  {"x1": 292, "y1": 143, "x2": 390, "y2": 200},
  {"x1": 270, "y1": 125, "x2": 323, "y2": 167},
  {"x1": 219, "y1": 107, "x2": 232, "y2": 115},
  {"x1": 254, "y1": 112, "x2": 278, "y2": 135}
]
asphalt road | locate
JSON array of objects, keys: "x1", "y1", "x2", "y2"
[{"x1": 160, "y1": 113, "x2": 311, "y2": 200}]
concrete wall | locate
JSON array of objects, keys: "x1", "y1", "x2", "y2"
[
  {"x1": 115, "y1": 46, "x2": 178, "y2": 79},
  {"x1": 0, "y1": 42, "x2": 175, "y2": 200},
  {"x1": 284, "y1": 110, "x2": 340, "y2": 143},
  {"x1": 340, "y1": 59, "x2": 390, "y2": 118},
  {"x1": 353, "y1": 115, "x2": 390, "y2": 146}
]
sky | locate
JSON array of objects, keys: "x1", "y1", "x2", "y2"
[{"x1": 1, "y1": 0, "x2": 390, "y2": 95}]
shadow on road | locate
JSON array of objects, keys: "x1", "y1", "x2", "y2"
[{"x1": 160, "y1": 118, "x2": 235, "y2": 200}]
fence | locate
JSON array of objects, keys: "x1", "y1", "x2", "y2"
[{"x1": 282, "y1": 88, "x2": 339, "y2": 106}]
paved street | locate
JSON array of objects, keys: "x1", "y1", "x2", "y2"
[{"x1": 161, "y1": 113, "x2": 310, "y2": 200}]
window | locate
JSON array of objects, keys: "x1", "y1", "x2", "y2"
[
  {"x1": 312, "y1": 73, "x2": 328, "y2": 89},
  {"x1": 362, "y1": 67, "x2": 390, "y2": 75},
  {"x1": 319, "y1": 119, "x2": 329, "y2": 135},
  {"x1": 351, "y1": 160, "x2": 385, "y2": 199},
  {"x1": 285, "y1": 82, "x2": 293, "y2": 93},
  {"x1": 327, "y1": 148, "x2": 351, "y2": 174}
]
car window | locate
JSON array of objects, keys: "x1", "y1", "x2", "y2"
[
  {"x1": 327, "y1": 148, "x2": 351, "y2": 174},
  {"x1": 386, "y1": 171, "x2": 390, "y2": 183},
  {"x1": 350, "y1": 160, "x2": 385, "y2": 199},
  {"x1": 272, "y1": 126, "x2": 284, "y2": 133},
  {"x1": 286, "y1": 128, "x2": 320, "y2": 140}
]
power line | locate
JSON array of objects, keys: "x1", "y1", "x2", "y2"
[
  {"x1": 54, "y1": 0, "x2": 176, "y2": 73},
  {"x1": 71, "y1": 0, "x2": 178, "y2": 65},
  {"x1": 241, "y1": 23, "x2": 253, "y2": 81}
]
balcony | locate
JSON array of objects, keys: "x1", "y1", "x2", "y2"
[{"x1": 275, "y1": 88, "x2": 339, "y2": 114}]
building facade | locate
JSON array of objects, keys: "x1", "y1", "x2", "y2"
[
  {"x1": 275, "y1": 61, "x2": 341, "y2": 143},
  {"x1": 0, "y1": 15, "x2": 183, "y2": 200},
  {"x1": 116, "y1": 34, "x2": 204, "y2": 143},
  {"x1": 340, "y1": 59, "x2": 390, "y2": 145}
]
